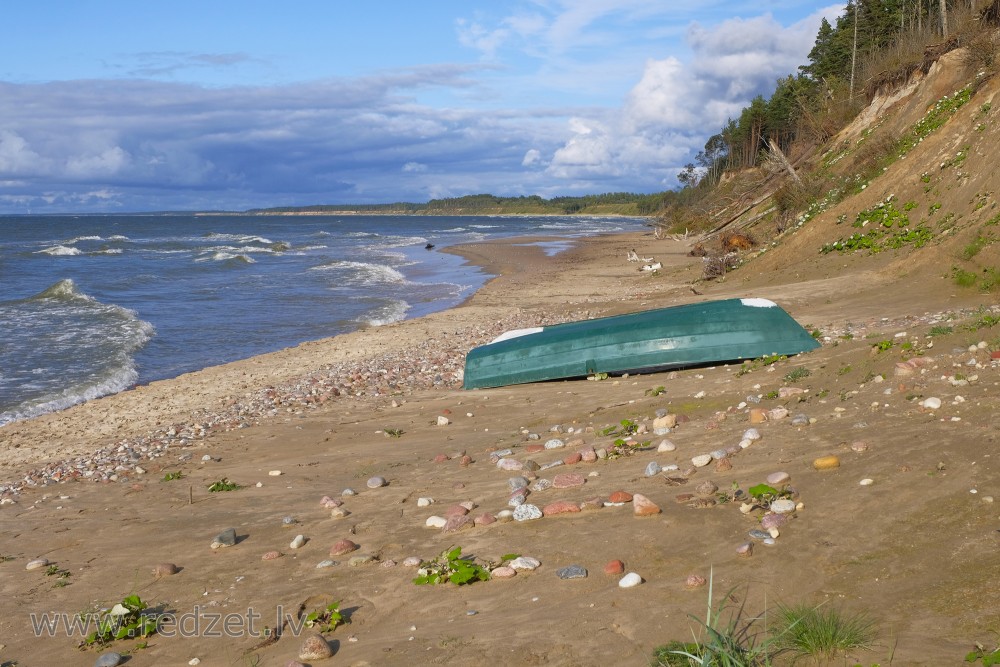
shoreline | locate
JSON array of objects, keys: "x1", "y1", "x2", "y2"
[{"x1": 0, "y1": 229, "x2": 657, "y2": 492}]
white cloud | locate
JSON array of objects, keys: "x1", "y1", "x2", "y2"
[
  {"x1": 402, "y1": 162, "x2": 428, "y2": 172},
  {"x1": 521, "y1": 148, "x2": 542, "y2": 166}
]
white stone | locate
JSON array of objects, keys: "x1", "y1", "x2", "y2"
[
  {"x1": 513, "y1": 504, "x2": 543, "y2": 521},
  {"x1": 544, "y1": 438, "x2": 565, "y2": 449},
  {"x1": 742, "y1": 428, "x2": 761, "y2": 441},
  {"x1": 25, "y1": 558, "x2": 49, "y2": 571},
  {"x1": 691, "y1": 454, "x2": 712, "y2": 467},
  {"x1": 509, "y1": 556, "x2": 541, "y2": 570},
  {"x1": 268, "y1": 470, "x2": 282, "y2": 476},
  {"x1": 859, "y1": 478, "x2": 874, "y2": 486},
  {"x1": 416, "y1": 497, "x2": 434, "y2": 507},
  {"x1": 437, "y1": 416, "x2": 450, "y2": 426},
  {"x1": 770, "y1": 499, "x2": 796, "y2": 514},
  {"x1": 290, "y1": 534, "x2": 306, "y2": 549},
  {"x1": 425, "y1": 516, "x2": 447, "y2": 528},
  {"x1": 921, "y1": 397, "x2": 942, "y2": 410},
  {"x1": 657, "y1": 440, "x2": 676, "y2": 452},
  {"x1": 618, "y1": 572, "x2": 643, "y2": 588}
]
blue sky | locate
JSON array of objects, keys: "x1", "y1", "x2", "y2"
[{"x1": 0, "y1": 1, "x2": 845, "y2": 213}]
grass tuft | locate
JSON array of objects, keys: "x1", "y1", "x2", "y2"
[{"x1": 771, "y1": 603, "x2": 877, "y2": 661}]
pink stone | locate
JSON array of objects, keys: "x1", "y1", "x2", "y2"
[
  {"x1": 443, "y1": 514, "x2": 474, "y2": 532},
  {"x1": 579, "y1": 447, "x2": 597, "y2": 462},
  {"x1": 604, "y1": 560, "x2": 625, "y2": 575},
  {"x1": 542, "y1": 500, "x2": 581, "y2": 516},
  {"x1": 552, "y1": 473, "x2": 586, "y2": 489},
  {"x1": 525, "y1": 444, "x2": 545, "y2": 454},
  {"x1": 459, "y1": 455, "x2": 473, "y2": 467},
  {"x1": 497, "y1": 458, "x2": 524, "y2": 471},
  {"x1": 329, "y1": 539, "x2": 358, "y2": 556},
  {"x1": 715, "y1": 458, "x2": 733, "y2": 472},
  {"x1": 261, "y1": 550, "x2": 283, "y2": 561},
  {"x1": 766, "y1": 472, "x2": 790, "y2": 485},
  {"x1": 608, "y1": 490, "x2": 633, "y2": 503},
  {"x1": 632, "y1": 493, "x2": 661, "y2": 517},
  {"x1": 444, "y1": 504, "x2": 469, "y2": 518},
  {"x1": 474, "y1": 513, "x2": 496, "y2": 526},
  {"x1": 152, "y1": 562, "x2": 178, "y2": 577},
  {"x1": 492, "y1": 566, "x2": 516, "y2": 578},
  {"x1": 685, "y1": 574, "x2": 707, "y2": 588},
  {"x1": 562, "y1": 452, "x2": 582, "y2": 465},
  {"x1": 760, "y1": 513, "x2": 788, "y2": 530},
  {"x1": 433, "y1": 453, "x2": 449, "y2": 463},
  {"x1": 736, "y1": 542, "x2": 753, "y2": 557}
]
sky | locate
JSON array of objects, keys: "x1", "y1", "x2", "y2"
[{"x1": 0, "y1": 1, "x2": 846, "y2": 213}]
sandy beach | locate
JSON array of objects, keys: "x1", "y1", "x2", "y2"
[{"x1": 1, "y1": 226, "x2": 998, "y2": 666}]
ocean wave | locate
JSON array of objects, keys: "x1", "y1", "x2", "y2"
[
  {"x1": 65, "y1": 235, "x2": 103, "y2": 243},
  {"x1": 364, "y1": 299, "x2": 410, "y2": 326},
  {"x1": 35, "y1": 245, "x2": 81, "y2": 256},
  {"x1": 432, "y1": 227, "x2": 467, "y2": 233},
  {"x1": 91, "y1": 248, "x2": 124, "y2": 255},
  {"x1": 371, "y1": 235, "x2": 428, "y2": 249},
  {"x1": 107, "y1": 235, "x2": 130, "y2": 241},
  {"x1": 310, "y1": 260, "x2": 406, "y2": 286},
  {"x1": 470, "y1": 224, "x2": 500, "y2": 229},
  {"x1": 203, "y1": 232, "x2": 274, "y2": 245},
  {"x1": 0, "y1": 279, "x2": 155, "y2": 425},
  {"x1": 196, "y1": 252, "x2": 255, "y2": 264}
]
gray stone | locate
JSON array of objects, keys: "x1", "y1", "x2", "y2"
[
  {"x1": 211, "y1": 528, "x2": 237, "y2": 548},
  {"x1": 94, "y1": 653, "x2": 123, "y2": 667},
  {"x1": 556, "y1": 565, "x2": 588, "y2": 580},
  {"x1": 508, "y1": 477, "x2": 530, "y2": 492},
  {"x1": 644, "y1": 461, "x2": 661, "y2": 477},
  {"x1": 544, "y1": 438, "x2": 565, "y2": 450},
  {"x1": 366, "y1": 476, "x2": 387, "y2": 489},
  {"x1": 531, "y1": 478, "x2": 553, "y2": 492},
  {"x1": 748, "y1": 529, "x2": 771, "y2": 540}
]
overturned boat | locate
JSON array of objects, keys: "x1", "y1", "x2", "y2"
[{"x1": 463, "y1": 298, "x2": 819, "y2": 390}]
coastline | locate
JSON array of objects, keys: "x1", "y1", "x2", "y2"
[{"x1": 2, "y1": 225, "x2": 995, "y2": 665}]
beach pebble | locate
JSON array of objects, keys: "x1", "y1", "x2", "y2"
[
  {"x1": 492, "y1": 566, "x2": 516, "y2": 578},
  {"x1": 261, "y1": 550, "x2": 283, "y2": 561},
  {"x1": 813, "y1": 455, "x2": 841, "y2": 471},
  {"x1": 509, "y1": 556, "x2": 541, "y2": 571},
  {"x1": 366, "y1": 476, "x2": 387, "y2": 489},
  {"x1": 188, "y1": 660, "x2": 201, "y2": 666},
  {"x1": 769, "y1": 407, "x2": 790, "y2": 420},
  {"x1": 268, "y1": 470, "x2": 282, "y2": 476},
  {"x1": 736, "y1": 542, "x2": 753, "y2": 557},
  {"x1": 290, "y1": 535, "x2": 306, "y2": 549},
  {"x1": 749, "y1": 529, "x2": 771, "y2": 540},
  {"x1": 474, "y1": 513, "x2": 496, "y2": 526},
  {"x1": 749, "y1": 408, "x2": 768, "y2": 424},
  {"x1": 760, "y1": 513, "x2": 787, "y2": 530},
  {"x1": 282, "y1": 516, "x2": 297, "y2": 526},
  {"x1": 657, "y1": 440, "x2": 677, "y2": 453},
  {"x1": 632, "y1": 493, "x2": 661, "y2": 516},
  {"x1": 299, "y1": 634, "x2": 333, "y2": 661},
  {"x1": 508, "y1": 477, "x2": 529, "y2": 492},
  {"x1": 691, "y1": 454, "x2": 712, "y2": 468},
  {"x1": 790, "y1": 414, "x2": 810, "y2": 426},
  {"x1": 330, "y1": 507, "x2": 349, "y2": 519},
  {"x1": 860, "y1": 478, "x2": 874, "y2": 486},
  {"x1": 417, "y1": 497, "x2": 434, "y2": 507},
  {"x1": 543, "y1": 500, "x2": 581, "y2": 516},
  {"x1": 513, "y1": 504, "x2": 543, "y2": 521},
  {"x1": 425, "y1": 516, "x2": 447, "y2": 528},
  {"x1": 580, "y1": 447, "x2": 597, "y2": 462},
  {"x1": 25, "y1": 558, "x2": 49, "y2": 571},
  {"x1": 556, "y1": 565, "x2": 588, "y2": 580},
  {"x1": 742, "y1": 428, "x2": 761, "y2": 441},
  {"x1": 403, "y1": 556, "x2": 422, "y2": 567},
  {"x1": 342, "y1": 488, "x2": 356, "y2": 497},
  {"x1": 94, "y1": 652, "x2": 123, "y2": 667},
  {"x1": 349, "y1": 554, "x2": 374, "y2": 566},
  {"x1": 211, "y1": 528, "x2": 237, "y2": 549},
  {"x1": 552, "y1": 473, "x2": 585, "y2": 488},
  {"x1": 443, "y1": 514, "x2": 474, "y2": 532},
  {"x1": 921, "y1": 397, "x2": 942, "y2": 410},
  {"x1": 715, "y1": 458, "x2": 733, "y2": 472},
  {"x1": 315, "y1": 560, "x2": 336, "y2": 569},
  {"x1": 770, "y1": 499, "x2": 796, "y2": 514},
  {"x1": 531, "y1": 478, "x2": 553, "y2": 492},
  {"x1": 653, "y1": 414, "x2": 677, "y2": 429},
  {"x1": 320, "y1": 496, "x2": 342, "y2": 509},
  {"x1": 644, "y1": 461, "x2": 661, "y2": 477},
  {"x1": 496, "y1": 510, "x2": 514, "y2": 522},
  {"x1": 766, "y1": 472, "x2": 790, "y2": 485},
  {"x1": 604, "y1": 560, "x2": 625, "y2": 575},
  {"x1": 544, "y1": 438, "x2": 565, "y2": 449},
  {"x1": 497, "y1": 458, "x2": 524, "y2": 471},
  {"x1": 152, "y1": 562, "x2": 179, "y2": 577},
  {"x1": 437, "y1": 415, "x2": 450, "y2": 426},
  {"x1": 609, "y1": 490, "x2": 633, "y2": 503},
  {"x1": 619, "y1": 572, "x2": 643, "y2": 588},
  {"x1": 695, "y1": 480, "x2": 718, "y2": 496},
  {"x1": 685, "y1": 574, "x2": 707, "y2": 588},
  {"x1": 710, "y1": 449, "x2": 728, "y2": 461},
  {"x1": 329, "y1": 539, "x2": 358, "y2": 556}
]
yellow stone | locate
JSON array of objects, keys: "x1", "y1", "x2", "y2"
[{"x1": 813, "y1": 455, "x2": 841, "y2": 470}]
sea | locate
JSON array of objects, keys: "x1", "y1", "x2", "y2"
[{"x1": 0, "y1": 213, "x2": 645, "y2": 426}]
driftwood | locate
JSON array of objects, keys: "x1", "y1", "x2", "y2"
[{"x1": 767, "y1": 139, "x2": 802, "y2": 185}]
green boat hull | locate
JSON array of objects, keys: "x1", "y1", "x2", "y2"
[{"x1": 463, "y1": 298, "x2": 820, "y2": 390}]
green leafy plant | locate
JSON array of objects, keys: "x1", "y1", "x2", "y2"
[
  {"x1": 763, "y1": 390, "x2": 779, "y2": 400},
  {"x1": 161, "y1": 471, "x2": 184, "y2": 481},
  {"x1": 646, "y1": 385, "x2": 667, "y2": 397},
  {"x1": 837, "y1": 365, "x2": 852, "y2": 376},
  {"x1": 747, "y1": 484, "x2": 793, "y2": 512},
  {"x1": 304, "y1": 601, "x2": 344, "y2": 633},
  {"x1": 736, "y1": 355, "x2": 787, "y2": 377},
  {"x1": 928, "y1": 325, "x2": 953, "y2": 337},
  {"x1": 207, "y1": 478, "x2": 241, "y2": 492},
  {"x1": 590, "y1": 372, "x2": 609, "y2": 381},
  {"x1": 872, "y1": 340, "x2": 893, "y2": 353},
  {"x1": 45, "y1": 564, "x2": 71, "y2": 586},
  {"x1": 383, "y1": 428, "x2": 404, "y2": 438},
  {"x1": 80, "y1": 594, "x2": 159, "y2": 647},
  {"x1": 413, "y1": 547, "x2": 492, "y2": 586},
  {"x1": 966, "y1": 642, "x2": 1000, "y2": 666}
]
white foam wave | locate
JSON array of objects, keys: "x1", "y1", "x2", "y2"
[
  {"x1": 470, "y1": 224, "x2": 500, "y2": 229},
  {"x1": 364, "y1": 300, "x2": 410, "y2": 326},
  {"x1": 92, "y1": 248, "x2": 124, "y2": 255},
  {"x1": 36, "y1": 245, "x2": 81, "y2": 256},
  {"x1": 310, "y1": 260, "x2": 406, "y2": 285},
  {"x1": 65, "y1": 235, "x2": 103, "y2": 243},
  {"x1": 196, "y1": 252, "x2": 255, "y2": 263},
  {"x1": 107, "y1": 235, "x2": 130, "y2": 241},
  {"x1": 372, "y1": 235, "x2": 428, "y2": 249},
  {"x1": 204, "y1": 232, "x2": 274, "y2": 244}
]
